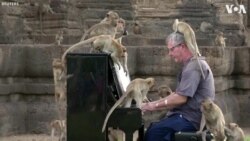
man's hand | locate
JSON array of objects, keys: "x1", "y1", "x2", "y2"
[{"x1": 141, "y1": 102, "x2": 157, "y2": 112}]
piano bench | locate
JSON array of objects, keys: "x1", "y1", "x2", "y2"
[{"x1": 175, "y1": 131, "x2": 214, "y2": 141}]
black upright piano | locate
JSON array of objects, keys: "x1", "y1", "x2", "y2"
[{"x1": 66, "y1": 53, "x2": 143, "y2": 141}]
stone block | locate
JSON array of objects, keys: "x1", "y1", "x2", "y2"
[
  {"x1": 0, "y1": 45, "x2": 26, "y2": 77},
  {"x1": 201, "y1": 47, "x2": 234, "y2": 76},
  {"x1": 25, "y1": 96, "x2": 58, "y2": 134},
  {"x1": 215, "y1": 90, "x2": 241, "y2": 124},
  {"x1": 136, "y1": 46, "x2": 182, "y2": 76},
  {"x1": 0, "y1": 101, "x2": 27, "y2": 136},
  {"x1": 234, "y1": 75, "x2": 250, "y2": 89},
  {"x1": 214, "y1": 76, "x2": 234, "y2": 92},
  {"x1": 234, "y1": 47, "x2": 250, "y2": 75}
]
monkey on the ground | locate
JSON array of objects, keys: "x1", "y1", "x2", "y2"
[
  {"x1": 61, "y1": 35, "x2": 129, "y2": 75},
  {"x1": 108, "y1": 127, "x2": 139, "y2": 141},
  {"x1": 80, "y1": 11, "x2": 120, "y2": 41},
  {"x1": 196, "y1": 99, "x2": 226, "y2": 141},
  {"x1": 173, "y1": 19, "x2": 205, "y2": 79},
  {"x1": 55, "y1": 30, "x2": 64, "y2": 46},
  {"x1": 50, "y1": 119, "x2": 66, "y2": 141},
  {"x1": 225, "y1": 123, "x2": 245, "y2": 141},
  {"x1": 215, "y1": 31, "x2": 226, "y2": 48},
  {"x1": 108, "y1": 127, "x2": 125, "y2": 141},
  {"x1": 133, "y1": 21, "x2": 142, "y2": 35},
  {"x1": 102, "y1": 77, "x2": 155, "y2": 132}
]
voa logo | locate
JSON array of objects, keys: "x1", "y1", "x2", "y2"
[{"x1": 225, "y1": 4, "x2": 246, "y2": 14}]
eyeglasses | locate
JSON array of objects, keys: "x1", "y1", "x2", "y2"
[{"x1": 169, "y1": 44, "x2": 182, "y2": 52}]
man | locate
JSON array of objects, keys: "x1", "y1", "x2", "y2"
[{"x1": 141, "y1": 32, "x2": 215, "y2": 141}]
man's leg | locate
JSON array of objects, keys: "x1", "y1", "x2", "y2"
[{"x1": 144, "y1": 114, "x2": 196, "y2": 141}]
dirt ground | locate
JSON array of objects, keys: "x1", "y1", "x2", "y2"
[
  {"x1": 0, "y1": 128, "x2": 250, "y2": 141},
  {"x1": 0, "y1": 134, "x2": 58, "y2": 141}
]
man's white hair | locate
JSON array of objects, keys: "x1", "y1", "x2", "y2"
[{"x1": 166, "y1": 32, "x2": 185, "y2": 47}]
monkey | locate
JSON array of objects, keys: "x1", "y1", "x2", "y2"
[
  {"x1": 108, "y1": 127, "x2": 139, "y2": 141},
  {"x1": 52, "y1": 58, "x2": 67, "y2": 103},
  {"x1": 61, "y1": 35, "x2": 129, "y2": 75},
  {"x1": 55, "y1": 30, "x2": 64, "y2": 46},
  {"x1": 215, "y1": 31, "x2": 226, "y2": 48},
  {"x1": 133, "y1": 21, "x2": 142, "y2": 35},
  {"x1": 100, "y1": 11, "x2": 120, "y2": 25},
  {"x1": 157, "y1": 84, "x2": 172, "y2": 98},
  {"x1": 225, "y1": 123, "x2": 245, "y2": 141},
  {"x1": 101, "y1": 10, "x2": 119, "y2": 25},
  {"x1": 50, "y1": 119, "x2": 66, "y2": 141},
  {"x1": 80, "y1": 11, "x2": 120, "y2": 41},
  {"x1": 200, "y1": 21, "x2": 213, "y2": 33},
  {"x1": 36, "y1": 0, "x2": 55, "y2": 35},
  {"x1": 108, "y1": 127, "x2": 125, "y2": 141},
  {"x1": 115, "y1": 18, "x2": 128, "y2": 44},
  {"x1": 173, "y1": 19, "x2": 205, "y2": 79},
  {"x1": 145, "y1": 84, "x2": 172, "y2": 119},
  {"x1": 102, "y1": 77, "x2": 155, "y2": 132},
  {"x1": 196, "y1": 99, "x2": 226, "y2": 141},
  {"x1": 52, "y1": 58, "x2": 73, "y2": 119},
  {"x1": 119, "y1": 48, "x2": 129, "y2": 76},
  {"x1": 52, "y1": 58, "x2": 73, "y2": 101}
]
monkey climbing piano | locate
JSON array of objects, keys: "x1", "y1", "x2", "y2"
[{"x1": 66, "y1": 53, "x2": 143, "y2": 141}]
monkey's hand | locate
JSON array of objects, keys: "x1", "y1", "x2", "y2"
[
  {"x1": 117, "y1": 64, "x2": 121, "y2": 70},
  {"x1": 196, "y1": 129, "x2": 208, "y2": 135},
  {"x1": 125, "y1": 71, "x2": 128, "y2": 76},
  {"x1": 196, "y1": 130, "x2": 203, "y2": 135}
]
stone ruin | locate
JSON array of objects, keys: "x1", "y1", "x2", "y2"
[{"x1": 0, "y1": 0, "x2": 250, "y2": 136}]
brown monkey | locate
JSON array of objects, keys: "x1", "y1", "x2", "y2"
[
  {"x1": 108, "y1": 127, "x2": 139, "y2": 141},
  {"x1": 36, "y1": 0, "x2": 55, "y2": 35},
  {"x1": 52, "y1": 58, "x2": 66, "y2": 103},
  {"x1": 100, "y1": 11, "x2": 120, "y2": 25},
  {"x1": 50, "y1": 120, "x2": 66, "y2": 141},
  {"x1": 61, "y1": 35, "x2": 129, "y2": 75},
  {"x1": 196, "y1": 99, "x2": 226, "y2": 141},
  {"x1": 108, "y1": 127, "x2": 125, "y2": 141},
  {"x1": 115, "y1": 18, "x2": 128, "y2": 44},
  {"x1": 133, "y1": 21, "x2": 142, "y2": 35},
  {"x1": 215, "y1": 31, "x2": 226, "y2": 48},
  {"x1": 225, "y1": 123, "x2": 245, "y2": 141},
  {"x1": 55, "y1": 30, "x2": 64, "y2": 46},
  {"x1": 157, "y1": 85, "x2": 172, "y2": 98},
  {"x1": 102, "y1": 77, "x2": 155, "y2": 132},
  {"x1": 173, "y1": 19, "x2": 205, "y2": 79},
  {"x1": 80, "y1": 11, "x2": 120, "y2": 41}
]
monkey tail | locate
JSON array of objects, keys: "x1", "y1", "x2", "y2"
[
  {"x1": 101, "y1": 90, "x2": 133, "y2": 132},
  {"x1": 80, "y1": 32, "x2": 88, "y2": 41},
  {"x1": 61, "y1": 36, "x2": 99, "y2": 63}
]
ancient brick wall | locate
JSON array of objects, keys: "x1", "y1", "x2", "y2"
[
  {"x1": 0, "y1": 45, "x2": 249, "y2": 135},
  {"x1": 0, "y1": 0, "x2": 249, "y2": 136}
]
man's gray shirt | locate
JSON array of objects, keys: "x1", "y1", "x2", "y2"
[{"x1": 167, "y1": 57, "x2": 215, "y2": 129}]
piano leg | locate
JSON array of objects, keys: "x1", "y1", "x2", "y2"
[
  {"x1": 138, "y1": 126, "x2": 144, "y2": 141},
  {"x1": 125, "y1": 132, "x2": 134, "y2": 141}
]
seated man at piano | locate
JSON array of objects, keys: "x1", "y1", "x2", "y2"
[{"x1": 141, "y1": 31, "x2": 215, "y2": 141}]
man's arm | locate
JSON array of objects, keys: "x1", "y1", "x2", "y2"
[{"x1": 141, "y1": 92, "x2": 187, "y2": 112}]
